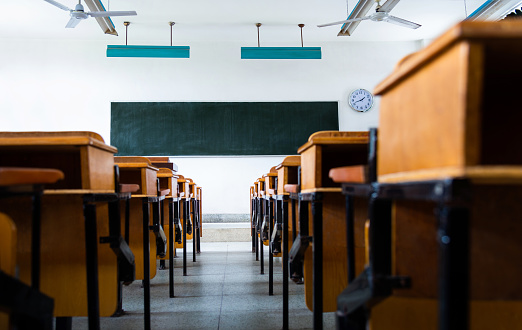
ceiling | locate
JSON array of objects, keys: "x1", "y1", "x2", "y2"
[{"x1": 2, "y1": 0, "x2": 486, "y2": 44}]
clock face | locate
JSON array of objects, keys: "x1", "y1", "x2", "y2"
[{"x1": 349, "y1": 89, "x2": 373, "y2": 112}]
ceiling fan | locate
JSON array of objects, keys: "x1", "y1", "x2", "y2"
[
  {"x1": 318, "y1": 0, "x2": 421, "y2": 36},
  {"x1": 43, "y1": 0, "x2": 137, "y2": 29}
]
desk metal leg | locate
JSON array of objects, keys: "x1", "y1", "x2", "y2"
[
  {"x1": 169, "y1": 200, "x2": 175, "y2": 298},
  {"x1": 252, "y1": 198, "x2": 256, "y2": 253},
  {"x1": 312, "y1": 195, "x2": 323, "y2": 330},
  {"x1": 31, "y1": 192, "x2": 42, "y2": 290},
  {"x1": 269, "y1": 198, "x2": 274, "y2": 295},
  {"x1": 124, "y1": 199, "x2": 130, "y2": 244},
  {"x1": 282, "y1": 198, "x2": 289, "y2": 330},
  {"x1": 183, "y1": 199, "x2": 187, "y2": 276},
  {"x1": 260, "y1": 199, "x2": 265, "y2": 275},
  {"x1": 256, "y1": 198, "x2": 260, "y2": 261},
  {"x1": 196, "y1": 199, "x2": 201, "y2": 254},
  {"x1": 438, "y1": 205, "x2": 469, "y2": 330},
  {"x1": 192, "y1": 200, "x2": 196, "y2": 263},
  {"x1": 159, "y1": 200, "x2": 166, "y2": 270},
  {"x1": 84, "y1": 202, "x2": 101, "y2": 330},
  {"x1": 345, "y1": 195, "x2": 355, "y2": 282},
  {"x1": 142, "y1": 200, "x2": 151, "y2": 330}
]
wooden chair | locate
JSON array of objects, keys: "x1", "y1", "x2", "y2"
[{"x1": 296, "y1": 130, "x2": 369, "y2": 329}]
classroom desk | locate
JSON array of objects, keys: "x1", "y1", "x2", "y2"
[
  {"x1": 113, "y1": 156, "x2": 162, "y2": 330},
  {"x1": 0, "y1": 131, "x2": 125, "y2": 330},
  {"x1": 337, "y1": 21, "x2": 522, "y2": 330},
  {"x1": 296, "y1": 130, "x2": 369, "y2": 330},
  {"x1": 274, "y1": 155, "x2": 300, "y2": 330}
]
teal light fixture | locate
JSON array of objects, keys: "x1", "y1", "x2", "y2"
[
  {"x1": 107, "y1": 21, "x2": 190, "y2": 58},
  {"x1": 241, "y1": 23, "x2": 321, "y2": 60}
]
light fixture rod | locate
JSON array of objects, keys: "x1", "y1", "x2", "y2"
[
  {"x1": 124, "y1": 21, "x2": 130, "y2": 45},
  {"x1": 299, "y1": 24, "x2": 305, "y2": 47},
  {"x1": 256, "y1": 23, "x2": 262, "y2": 47},
  {"x1": 169, "y1": 22, "x2": 175, "y2": 46}
]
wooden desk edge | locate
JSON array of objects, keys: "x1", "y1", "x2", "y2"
[
  {"x1": 378, "y1": 166, "x2": 522, "y2": 185},
  {"x1": 300, "y1": 187, "x2": 343, "y2": 194}
]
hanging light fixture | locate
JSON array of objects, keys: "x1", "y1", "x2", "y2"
[
  {"x1": 241, "y1": 23, "x2": 321, "y2": 59},
  {"x1": 107, "y1": 21, "x2": 190, "y2": 58}
]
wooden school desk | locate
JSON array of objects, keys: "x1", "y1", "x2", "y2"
[
  {"x1": 274, "y1": 155, "x2": 300, "y2": 330},
  {"x1": 0, "y1": 131, "x2": 125, "y2": 330},
  {"x1": 113, "y1": 156, "x2": 163, "y2": 330},
  {"x1": 337, "y1": 21, "x2": 522, "y2": 330},
  {"x1": 296, "y1": 130, "x2": 369, "y2": 330}
]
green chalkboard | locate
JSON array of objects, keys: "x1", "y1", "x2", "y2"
[{"x1": 111, "y1": 102, "x2": 339, "y2": 156}]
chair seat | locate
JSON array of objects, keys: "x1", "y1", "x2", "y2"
[
  {"x1": 119, "y1": 184, "x2": 140, "y2": 193},
  {"x1": 329, "y1": 165, "x2": 369, "y2": 184},
  {"x1": 283, "y1": 184, "x2": 300, "y2": 193},
  {"x1": 0, "y1": 167, "x2": 64, "y2": 186}
]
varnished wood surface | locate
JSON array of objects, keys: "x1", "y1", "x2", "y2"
[
  {"x1": 284, "y1": 184, "x2": 300, "y2": 193},
  {"x1": 275, "y1": 155, "x2": 301, "y2": 170},
  {"x1": 121, "y1": 198, "x2": 157, "y2": 281},
  {"x1": 298, "y1": 131, "x2": 369, "y2": 191},
  {"x1": 303, "y1": 193, "x2": 367, "y2": 312},
  {"x1": 0, "y1": 132, "x2": 117, "y2": 191},
  {"x1": 378, "y1": 166, "x2": 522, "y2": 184},
  {"x1": 0, "y1": 131, "x2": 117, "y2": 154},
  {"x1": 297, "y1": 131, "x2": 369, "y2": 154},
  {"x1": 329, "y1": 165, "x2": 368, "y2": 184},
  {"x1": 0, "y1": 167, "x2": 64, "y2": 186},
  {"x1": 376, "y1": 21, "x2": 522, "y2": 177},
  {"x1": 392, "y1": 185, "x2": 522, "y2": 301},
  {"x1": 120, "y1": 184, "x2": 140, "y2": 193},
  {"x1": 374, "y1": 21, "x2": 522, "y2": 95},
  {"x1": 276, "y1": 156, "x2": 300, "y2": 193}
]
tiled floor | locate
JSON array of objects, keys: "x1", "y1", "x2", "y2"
[{"x1": 73, "y1": 241, "x2": 336, "y2": 329}]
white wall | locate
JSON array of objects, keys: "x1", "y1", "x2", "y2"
[{"x1": 0, "y1": 38, "x2": 422, "y2": 214}]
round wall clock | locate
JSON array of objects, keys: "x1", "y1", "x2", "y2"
[{"x1": 349, "y1": 89, "x2": 374, "y2": 112}]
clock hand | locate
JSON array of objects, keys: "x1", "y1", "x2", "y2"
[{"x1": 354, "y1": 97, "x2": 366, "y2": 103}]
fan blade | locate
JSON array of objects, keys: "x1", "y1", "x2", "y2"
[
  {"x1": 317, "y1": 16, "x2": 369, "y2": 28},
  {"x1": 65, "y1": 17, "x2": 82, "y2": 28},
  {"x1": 340, "y1": 0, "x2": 375, "y2": 35},
  {"x1": 43, "y1": 0, "x2": 71, "y2": 11},
  {"x1": 385, "y1": 15, "x2": 421, "y2": 29},
  {"x1": 88, "y1": 10, "x2": 137, "y2": 17},
  {"x1": 377, "y1": 0, "x2": 401, "y2": 13}
]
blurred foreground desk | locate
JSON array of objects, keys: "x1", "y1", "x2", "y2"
[{"x1": 0, "y1": 131, "x2": 128, "y2": 330}]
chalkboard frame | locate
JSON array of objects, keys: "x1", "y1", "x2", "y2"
[{"x1": 111, "y1": 102, "x2": 339, "y2": 156}]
